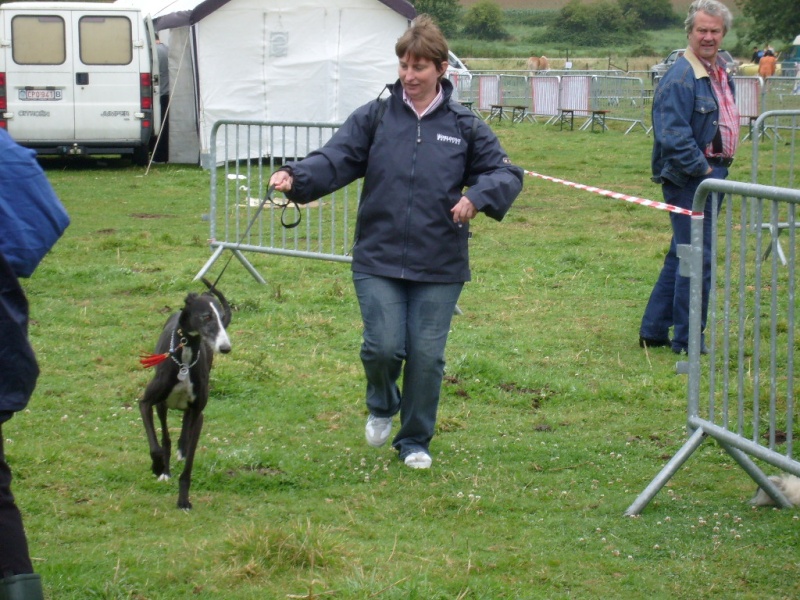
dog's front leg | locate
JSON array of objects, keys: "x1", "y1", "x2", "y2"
[
  {"x1": 139, "y1": 397, "x2": 166, "y2": 479},
  {"x1": 177, "y1": 410, "x2": 192, "y2": 461},
  {"x1": 155, "y1": 402, "x2": 172, "y2": 480},
  {"x1": 177, "y1": 410, "x2": 204, "y2": 510}
]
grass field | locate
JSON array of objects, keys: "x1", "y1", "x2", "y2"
[
  {"x1": 446, "y1": 0, "x2": 750, "y2": 68},
  {"x1": 9, "y1": 122, "x2": 800, "y2": 599}
]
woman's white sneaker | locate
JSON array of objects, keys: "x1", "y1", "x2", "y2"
[
  {"x1": 365, "y1": 414, "x2": 393, "y2": 447},
  {"x1": 404, "y1": 451, "x2": 432, "y2": 469}
]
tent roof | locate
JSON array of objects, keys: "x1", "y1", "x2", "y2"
[{"x1": 149, "y1": 0, "x2": 415, "y2": 29}]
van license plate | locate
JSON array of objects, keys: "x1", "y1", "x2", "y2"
[{"x1": 20, "y1": 89, "x2": 62, "y2": 101}]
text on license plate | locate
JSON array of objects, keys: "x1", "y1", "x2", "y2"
[{"x1": 19, "y1": 89, "x2": 62, "y2": 101}]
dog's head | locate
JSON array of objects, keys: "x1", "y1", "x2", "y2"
[{"x1": 179, "y1": 293, "x2": 231, "y2": 354}]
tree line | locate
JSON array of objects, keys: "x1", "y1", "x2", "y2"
[{"x1": 411, "y1": 0, "x2": 800, "y2": 48}]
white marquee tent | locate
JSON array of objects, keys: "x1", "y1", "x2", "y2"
[{"x1": 121, "y1": 0, "x2": 415, "y2": 165}]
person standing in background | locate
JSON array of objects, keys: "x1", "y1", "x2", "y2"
[
  {"x1": 639, "y1": 0, "x2": 739, "y2": 356},
  {"x1": 152, "y1": 33, "x2": 170, "y2": 163},
  {"x1": 758, "y1": 48, "x2": 777, "y2": 79}
]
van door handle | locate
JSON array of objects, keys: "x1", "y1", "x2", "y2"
[{"x1": 76, "y1": 72, "x2": 89, "y2": 85}]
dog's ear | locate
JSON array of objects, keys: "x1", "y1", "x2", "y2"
[{"x1": 183, "y1": 293, "x2": 200, "y2": 309}]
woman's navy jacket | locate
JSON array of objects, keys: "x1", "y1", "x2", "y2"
[{"x1": 285, "y1": 78, "x2": 524, "y2": 283}]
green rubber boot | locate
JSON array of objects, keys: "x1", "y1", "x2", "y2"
[{"x1": 0, "y1": 573, "x2": 44, "y2": 600}]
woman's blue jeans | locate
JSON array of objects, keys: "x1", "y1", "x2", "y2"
[
  {"x1": 640, "y1": 166, "x2": 727, "y2": 352},
  {"x1": 353, "y1": 273, "x2": 463, "y2": 460}
]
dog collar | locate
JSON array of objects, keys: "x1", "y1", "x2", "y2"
[{"x1": 170, "y1": 328, "x2": 200, "y2": 381}]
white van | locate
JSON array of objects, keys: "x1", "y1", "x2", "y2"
[
  {"x1": 0, "y1": 2, "x2": 161, "y2": 164},
  {"x1": 446, "y1": 51, "x2": 471, "y2": 81},
  {"x1": 446, "y1": 51, "x2": 472, "y2": 102}
]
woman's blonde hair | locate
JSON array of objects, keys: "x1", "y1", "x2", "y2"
[{"x1": 395, "y1": 14, "x2": 449, "y2": 77}]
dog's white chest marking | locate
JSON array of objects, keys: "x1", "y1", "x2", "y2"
[
  {"x1": 166, "y1": 347, "x2": 196, "y2": 410},
  {"x1": 166, "y1": 378, "x2": 195, "y2": 410}
]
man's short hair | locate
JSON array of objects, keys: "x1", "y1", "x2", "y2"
[{"x1": 684, "y1": 0, "x2": 733, "y2": 35}]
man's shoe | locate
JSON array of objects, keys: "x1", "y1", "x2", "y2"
[
  {"x1": 365, "y1": 414, "x2": 393, "y2": 447},
  {"x1": 404, "y1": 451, "x2": 432, "y2": 469},
  {"x1": 639, "y1": 336, "x2": 671, "y2": 349}
]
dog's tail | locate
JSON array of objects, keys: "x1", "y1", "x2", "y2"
[{"x1": 201, "y1": 277, "x2": 232, "y2": 327}]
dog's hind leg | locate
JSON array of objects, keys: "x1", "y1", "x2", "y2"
[{"x1": 176, "y1": 410, "x2": 204, "y2": 509}]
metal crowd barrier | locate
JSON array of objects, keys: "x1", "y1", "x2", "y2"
[
  {"x1": 749, "y1": 110, "x2": 800, "y2": 264},
  {"x1": 734, "y1": 76, "x2": 761, "y2": 134},
  {"x1": 455, "y1": 70, "x2": 800, "y2": 134},
  {"x1": 762, "y1": 76, "x2": 800, "y2": 113},
  {"x1": 588, "y1": 75, "x2": 648, "y2": 134},
  {"x1": 626, "y1": 179, "x2": 800, "y2": 515},
  {"x1": 450, "y1": 72, "x2": 648, "y2": 133},
  {"x1": 530, "y1": 76, "x2": 560, "y2": 121},
  {"x1": 194, "y1": 120, "x2": 360, "y2": 284}
]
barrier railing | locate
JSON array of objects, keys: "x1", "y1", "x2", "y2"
[
  {"x1": 530, "y1": 76, "x2": 560, "y2": 120},
  {"x1": 626, "y1": 179, "x2": 800, "y2": 515},
  {"x1": 734, "y1": 76, "x2": 761, "y2": 132},
  {"x1": 762, "y1": 76, "x2": 800, "y2": 113},
  {"x1": 749, "y1": 110, "x2": 800, "y2": 264},
  {"x1": 448, "y1": 72, "x2": 800, "y2": 135},
  {"x1": 588, "y1": 75, "x2": 648, "y2": 134},
  {"x1": 476, "y1": 74, "x2": 501, "y2": 112},
  {"x1": 194, "y1": 120, "x2": 360, "y2": 284}
]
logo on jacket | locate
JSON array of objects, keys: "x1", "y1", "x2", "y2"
[{"x1": 436, "y1": 133, "x2": 462, "y2": 145}]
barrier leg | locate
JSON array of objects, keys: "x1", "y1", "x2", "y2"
[
  {"x1": 624, "y1": 427, "x2": 707, "y2": 516},
  {"x1": 232, "y1": 249, "x2": 267, "y2": 284},
  {"x1": 193, "y1": 245, "x2": 225, "y2": 281}
]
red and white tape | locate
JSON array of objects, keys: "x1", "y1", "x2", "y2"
[{"x1": 524, "y1": 170, "x2": 703, "y2": 217}]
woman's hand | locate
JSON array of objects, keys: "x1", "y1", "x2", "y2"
[
  {"x1": 269, "y1": 170, "x2": 293, "y2": 193},
  {"x1": 450, "y1": 196, "x2": 477, "y2": 226}
]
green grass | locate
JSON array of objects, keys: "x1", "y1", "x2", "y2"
[{"x1": 9, "y1": 125, "x2": 800, "y2": 599}]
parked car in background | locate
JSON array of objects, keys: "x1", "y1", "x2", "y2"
[
  {"x1": 446, "y1": 51, "x2": 471, "y2": 82},
  {"x1": 650, "y1": 49, "x2": 684, "y2": 81},
  {"x1": 446, "y1": 51, "x2": 472, "y2": 102},
  {"x1": 650, "y1": 48, "x2": 738, "y2": 82}
]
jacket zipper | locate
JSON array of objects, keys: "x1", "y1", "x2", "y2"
[{"x1": 400, "y1": 118, "x2": 422, "y2": 279}]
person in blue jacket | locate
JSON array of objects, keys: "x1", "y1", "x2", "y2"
[
  {"x1": 639, "y1": 0, "x2": 738, "y2": 355},
  {"x1": 0, "y1": 127, "x2": 66, "y2": 600},
  {"x1": 270, "y1": 15, "x2": 523, "y2": 469},
  {"x1": 0, "y1": 252, "x2": 42, "y2": 600}
]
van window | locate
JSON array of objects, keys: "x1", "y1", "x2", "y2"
[
  {"x1": 79, "y1": 16, "x2": 132, "y2": 65},
  {"x1": 11, "y1": 15, "x2": 66, "y2": 65}
]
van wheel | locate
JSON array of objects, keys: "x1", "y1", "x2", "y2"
[{"x1": 132, "y1": 146, "x2": 149, "y2": 167}]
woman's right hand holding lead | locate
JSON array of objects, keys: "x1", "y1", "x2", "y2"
[{"x1": 270, "y1": 169, "x2": 293, "y2": 192}]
